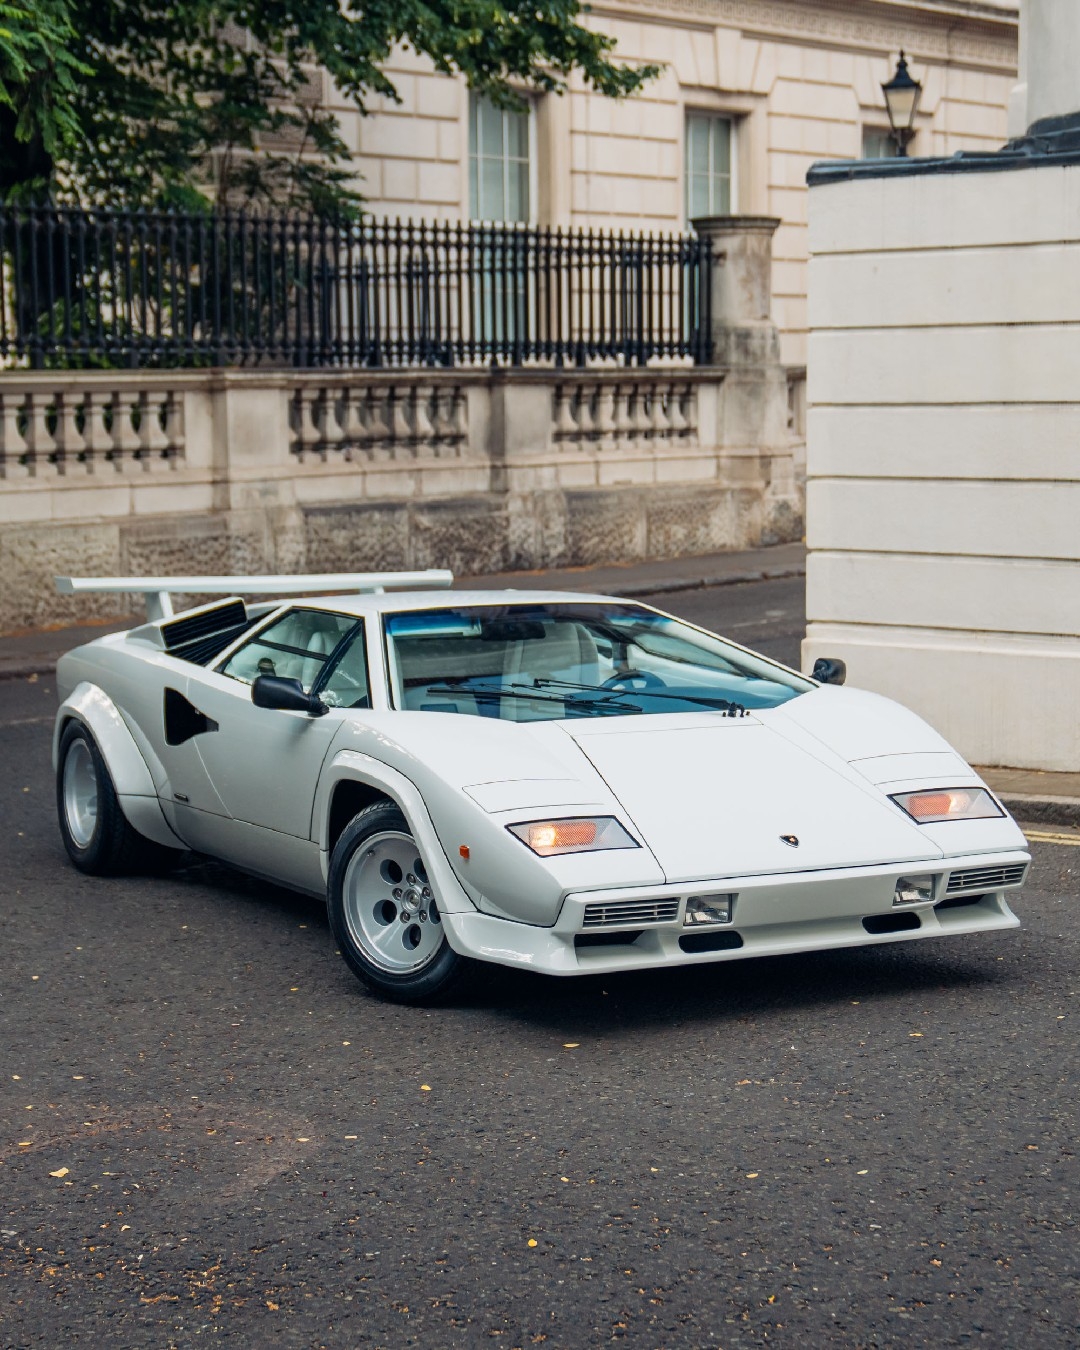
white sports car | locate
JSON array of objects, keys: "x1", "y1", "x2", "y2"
[{"x1": 52, "y1": 571, "x2": 1029, "y2": 1003}]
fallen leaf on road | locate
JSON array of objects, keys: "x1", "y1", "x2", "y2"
[
  {"x1": 563, "y1": 1043, "x2": 580, "y2": 1049},
  {"x1": 746, "y1": 1172, "x2": 759, "y2": 1179},
  {"x1": 420, "y1": 1085, "x2": 431, "y2": 1092},
  {"x1": 527, "y1": 1238, "x2": 537, "y2": 1248},
  {"x1": 49, "y1": 1167, "x2": 69, "y2": 1178}
]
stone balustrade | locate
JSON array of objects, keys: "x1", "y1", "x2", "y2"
[
  {"x1": 0, "y1": 361, "x2": 803, "y2": 629},
  {"x1": 552, "y1": 376, "x2": 697, "y2": 452},
  {"x1": 290, "y1": 381, "x2": 469, "y2": 463},
  {"x1": 0, "y1": 383, "x2": 185, "y2": 479}
]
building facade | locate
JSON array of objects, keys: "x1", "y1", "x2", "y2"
[{"x1": 325, "y1": 0, "x2": 1018, "y2": 369}]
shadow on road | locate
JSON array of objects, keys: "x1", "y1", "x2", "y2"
[{"x1": 166, "y1": 854, "x2": 1015, "y2": 1034}]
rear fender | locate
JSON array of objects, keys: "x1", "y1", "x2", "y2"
[
  {"x1": 54, "y1": 682, "x2": 183, "y2": 850},
  {"x1": 314, "y1": 751, "x2": 477, "y2": 918}
]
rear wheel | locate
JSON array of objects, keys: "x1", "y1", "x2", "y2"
[
  {"x1": 57, "y1": 721, "x2": 181, "y2": 875},
  {"x1": 327, "y1": 802, "x2": 472, "y2": 1004}
]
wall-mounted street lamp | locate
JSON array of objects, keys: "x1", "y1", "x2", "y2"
[{"x1": 882, "y1": 52, "x2": 922, "y2": 157}]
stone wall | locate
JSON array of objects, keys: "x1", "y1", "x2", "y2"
[
  {"x1": 0, "y1": 363, "x2": 802, "y2": 631},
  {"x1": 803, "y1": 154, "x2": 1080, "y2": 772}
]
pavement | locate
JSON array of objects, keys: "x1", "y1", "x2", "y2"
[{"x1": 3, "y1": 535, "x2": 1077, "y2": 826}]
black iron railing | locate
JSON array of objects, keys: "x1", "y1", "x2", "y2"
[{"x1": 0, "y1": 205, "x2": 713, "y2": 369}]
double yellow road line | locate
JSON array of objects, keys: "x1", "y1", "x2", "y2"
[{"x1": 1024, "y1": 828, "x2": 1080, "y2": 847}]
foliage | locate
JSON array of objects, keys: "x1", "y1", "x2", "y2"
[
  {"x1": 1, "y1": 0, "x2": 658, "y2": 212},
  {"x1": 0, "y1": 0, "x2": 90, "y2": 196}
]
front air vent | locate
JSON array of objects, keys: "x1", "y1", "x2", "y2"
[
  {"x1": 575, "y1": 931, "x2": 643, "y2": 950},
  {"x1": 863, "y1": 911, "x2": 921, "y2": 935},
  {"x1": 582, "y1": 898, "x2": 680, "y2": 928},
  {"x1": 679, "y1": 930, "x2": 743, "y2": 954},
  {"x1": 946, "y1": 864, "x2": 1027, "y2": 894}
]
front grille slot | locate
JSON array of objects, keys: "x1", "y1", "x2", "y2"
[
  {"x1": 575, "y1": 931, "x2": 643, "y2": 950},
  {"x1": 582, "y1": 898, "x2": 680, "y2": 928},
  {"x1": 946, "y1": 864, "x2": 1027, "y2": 894}
]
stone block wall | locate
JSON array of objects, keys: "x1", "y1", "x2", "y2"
[
  {"x1": 0, "y1": 365, "x2": 801, "y2": 631},
  {"x1": 803, "y1": 156, "x2": 1080, "y2": 772}
]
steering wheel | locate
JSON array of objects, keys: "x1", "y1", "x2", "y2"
[{"x1": 601, "y1": 669, "x2": 666, "y2": 691}]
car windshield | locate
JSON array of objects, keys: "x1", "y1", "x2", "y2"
[{"x1": 383, "y1": 602, "x2": 812, "y2": 722}]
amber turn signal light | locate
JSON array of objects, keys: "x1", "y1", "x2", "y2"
[
  {"x1": 507, "y1": 816, "x2": 638, "y2": 857},
  {"x1": 890, "y1": 787, "x2": 1003, "y2": 824}
]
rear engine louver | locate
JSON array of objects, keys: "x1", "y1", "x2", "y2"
[{"x1": 161, "y1": 598, "x2": 252, "y2": 665}]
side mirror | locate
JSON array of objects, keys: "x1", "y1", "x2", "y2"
[
  {"x1": 812, "y1": 657, "x2": 847, "y2": 686},
  {"x1": 252, "y1": 674, "x2": 328, "y2": 717}
]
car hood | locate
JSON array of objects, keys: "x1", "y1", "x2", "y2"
[{"x1": 559, "y1": 714, "x2": 943, "y2": 883}]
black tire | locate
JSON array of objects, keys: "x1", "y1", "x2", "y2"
[
  {"x1": 56, "y1": 720, "x2": 182, "y2": 876},
  {"x1": 327, "y1": 801, "x2": 473, "y2": 1004}
]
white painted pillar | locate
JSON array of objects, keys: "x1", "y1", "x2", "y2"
[{"x1": 1014, "y1": 0, "x2": 1080, "y2": 134}]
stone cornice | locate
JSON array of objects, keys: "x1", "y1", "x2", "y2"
[{"x1": 604, "y1": 0, "x2": 1017, "y2": 70}]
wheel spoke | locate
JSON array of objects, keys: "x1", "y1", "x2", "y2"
[{"x1": 342, "y1": 829, "x2": 445, "y2": 975}]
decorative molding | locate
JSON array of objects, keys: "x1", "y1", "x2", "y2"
[{"x1": 605, "y1": 0, "x2": 1017, "y2": 71}]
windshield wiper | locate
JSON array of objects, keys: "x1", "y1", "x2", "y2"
[
  {"x1": 422, "y1": 681, "x2": 640, "y2": 714},
  {"x1": 532, "y1": 677, "x2": 747, "y2": 716}
]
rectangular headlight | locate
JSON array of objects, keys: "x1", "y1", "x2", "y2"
[
  {"x1": 684, "y1": 894, "x2": 734, "y2": 925},
  {"x1": 890, "y1": 787, "x2": 1003, "y2": 824},
  {"x1": 507, "y1": 816, "x2": 639, "y2": 857},
  {"x1": 894, "y1": 874, "x2": 935, "y2": 906}
]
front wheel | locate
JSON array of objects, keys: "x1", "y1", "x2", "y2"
[{"x1": 327, "y1": 802, "x2": 473, "y2": 1004}]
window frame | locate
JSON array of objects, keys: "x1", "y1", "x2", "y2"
[
  {"x1": 216, "y1": 606, "x2": 372, "y2": 707},
  {"x1": 684, "y1": 111, "x2": 737, "y2": 225},
  {"x1": 862, "y1": 125, "x2": 899, "y2": 160},
  {"x1": 468, "y1": 92, "x2": 537, "y2": 224}
]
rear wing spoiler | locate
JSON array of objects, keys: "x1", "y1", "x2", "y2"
[{"x1": 55, "y1": 571, "x2": 454, "y2": 622}]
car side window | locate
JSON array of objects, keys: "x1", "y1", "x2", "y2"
[
  {"x1": 316, "y1": 623, "x2": 371, "y2": 709},
  {"x1": 219, "y1": 609, "x2": 357, "y2": 694}
]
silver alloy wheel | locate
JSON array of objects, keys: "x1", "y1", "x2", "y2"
[
  {"x1": 63, "y1": 737, "x2": 99, "y2": 848},
  {"x1": 342, "y1": 830, "x2": 443, "y2": 974}
]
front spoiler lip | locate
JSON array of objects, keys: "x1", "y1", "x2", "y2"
[
  {"x1": 439, "y1": 849, "x2": 1029, "y2": 976},
  {"x1": 553, "y1": 848, "x2": 1031, "y2": 929}
]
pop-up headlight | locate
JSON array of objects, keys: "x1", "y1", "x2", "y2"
[
  {"x1": 507, "y1": 817, "x2": 639, "y2": 857},
  {"x1": 890, "y1": 787, "x2": 1003, "y2": 824}
]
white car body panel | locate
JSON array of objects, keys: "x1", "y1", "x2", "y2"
[
  {"x1": 559, "y1": 718, "x2": 941, "y2": 882},
  {"x1": 52, "y1": 580, "x2": 1030, "y2": 982},
  {"x1": 53, "y1": 681, "x2": 184, "y2": 850}
]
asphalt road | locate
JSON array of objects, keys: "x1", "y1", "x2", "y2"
[{"x1": 2, "y1": 578, "x2": 1078, "y2": 1348}]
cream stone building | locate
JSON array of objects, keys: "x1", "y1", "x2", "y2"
[
  {"x1": 0, "y1": 1, "x2": 1021, "y2": 631},
  {"x1": 325, "y1": 0, "x2": 1018, "y2": 369}
]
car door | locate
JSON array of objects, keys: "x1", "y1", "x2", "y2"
[{"x1": 169, "y1": 609, "x2": 371, "y2": 888}]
